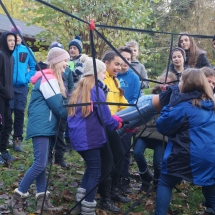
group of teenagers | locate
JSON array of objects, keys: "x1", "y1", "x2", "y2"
[{"x1": 1, "y1": 26, "x2": 215, "y2": 215}]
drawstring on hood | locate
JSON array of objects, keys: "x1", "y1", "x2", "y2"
[{"x1": 0, "y1": 31, "x2": 16, "y2": 56}]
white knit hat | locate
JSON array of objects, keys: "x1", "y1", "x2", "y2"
[
  {"x1": 82, "y1": 57, "x2": 106, "y2": 77},
  {"x1": 47, "y1": 47, "x2": 70, "y2": 65}
]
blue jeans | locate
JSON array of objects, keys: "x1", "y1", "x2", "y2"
[
  {"x1": 133, "y1": 138, "x2": 163, "y2": 180},
  {"x1": 78, "y1": 148, "x2": 101, "y2": 202},
  {"x1": 116, "y1": 95, "x2": 158, "y2": 129},
  {"x1": 18, "y1": 137, "x2": 49, "y2": 193},
  {"x1": 10, "y1": 86, "x2": 28, "y2": 139},
  {"x1": 155, "y1": 174, "x2": 215, "y2": 215}
]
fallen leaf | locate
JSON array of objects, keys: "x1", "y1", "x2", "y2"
[{"x1": 62, "y1": 190, "x2": 74, "y2": 202}]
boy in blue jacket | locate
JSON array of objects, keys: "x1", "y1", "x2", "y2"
[
  {"x1": 10, "y1": 26, "x2": 36, "y2": 152},
  {"x1": 117, "y1": 46, "x2": 140, "y2": 193}
]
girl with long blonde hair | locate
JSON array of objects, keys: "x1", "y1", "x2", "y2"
[
  {"x1": 67, "y1": 57, "x2": 122, "y2": 215},
  {"x1": 9, "y1": 47, "x2": 70, "y2": 214}
]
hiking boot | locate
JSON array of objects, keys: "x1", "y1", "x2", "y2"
[
  {"x1": 120, "y1": 177, "x2": 132, "y2": 194},
  {"x1": 140, "y1": 168, "x2": 153, "y2": 192},
  {"x1": 13, "y1": 138, "x2": 23, "y2": 152},
  {"x1": 54, "y1": 159, "x2": 68, "y2": 167},
  {"x1": 0, "y1": 155, "x2": 5, "y2": 165},
  {"x1": 97, "y1": 179, "x2": 120, "y2": 213},
  {"x1": 36, "y1": 191, "x2": 62, "y2": 212},
  {"x1": 1, "y1": 151, "x2": 16, "y2": 162},
  {"x1": 8, "y1": 188, "x2": 29, "y2": 215}
]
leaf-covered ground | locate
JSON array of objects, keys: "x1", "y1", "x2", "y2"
[{"x1": 0, "y1": 141, "x2": 208, "y2": 215}]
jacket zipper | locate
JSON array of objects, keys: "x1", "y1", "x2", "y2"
[
  {"x1": 49, "y1": 110, "x2": 52, "y2": 121},
  {"x1": 16, "y1": 48, "x2": 18, "y2": 85}
]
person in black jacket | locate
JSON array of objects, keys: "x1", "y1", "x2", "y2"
[
  {"x1": 0, "y1": 31, "x2": 16, "y2": 164},
  {"x1": 178, "y1": 32, "x2": 211, "y2": 69}
]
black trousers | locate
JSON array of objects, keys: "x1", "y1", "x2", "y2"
[
  {"x1": 99, "y1": 129, "x2": 125, "y2": 186},
  {"x1": 0, "y1": 97, "x2": 12, "y2": 153}
]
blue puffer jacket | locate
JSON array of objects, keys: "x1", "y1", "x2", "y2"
[
  {"x1": 12, "y1": 44, "x2": 36, "y2": 86},
  {"x1": 68, "y1": 81, "x2": 119, "y2": 151},
  {"x1": 157, "y1": 97, "x2": 215, "y2": 186},
  {"x1": 26, "y1": 69, "x2": 67, "y2": 139}
]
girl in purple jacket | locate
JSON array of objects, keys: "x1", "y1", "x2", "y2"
[{"x1": 67, "y1": 57, "x2": 123, "y2": 215}]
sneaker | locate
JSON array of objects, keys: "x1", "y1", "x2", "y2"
[
  {"x1": 13, "y1": 138, "x2": 23, "y2": 152},
  {"x1": 0, "y1": 155, "x2": 5, "y2": 165},
  {"x1": 1, "y1": 151, "x2": 16, "y2": 162}
]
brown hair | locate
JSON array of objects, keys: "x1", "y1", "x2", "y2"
[
  {"x1": 68, "y1": 76, "x2": 95, "y2": 117},
  {"x1": 180, "y1": 68, "x2": 215, "y2": 109},
  {"x1": 201, "y1": 67, "x2": 215, "y2": 78},
  {"x1": 178, "y1": 32, "x2": 204, "y2": 68},
  {"x1": 151, "y1": 72, "x2": 177, "y2": 94},
  {"x1": 102, "y1": 50, "x2": 124, "y2": 96}
]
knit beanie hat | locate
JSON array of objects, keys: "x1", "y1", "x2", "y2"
[
  {"x1": 68, "y1": 36, "x2": 83, "y2": 53},
  {"x1": 82, "y1": 57, "x2": 106, "y2": 77},
  {"x1": 213, "y1": 35, "x2": 215, "y2": 42},
  {"x1": 171, "y1": 47, "x2": 186, "y2": 61},
  {"x1": 49, "y1": 41, "x2": 64, "y2": 50},
  {"x1": 10, "y1": 26, "x2": 23, "y2": 36},
  {"x1": 47, "y1": 47, "x2": 70, "y2": 65}
]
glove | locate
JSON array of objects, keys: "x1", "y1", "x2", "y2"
[
  {"x1": 112, "y1": 115, "x2": 123, "y2": 129},
  {"x1": 125, "y1": 127, "x2": 138, "y2": 133},
  {"x1": 159, "y1": 84, "x2": 178, "y2": 107}
]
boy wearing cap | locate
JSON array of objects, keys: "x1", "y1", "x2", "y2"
[
  {"x1": 10, "y1": 26, "x2": 36, "y2": 152},
  {"x1": 68, "y1": 36, "x2": 85, "y2": 87},
  {"x1": 0, "y1": 31, "x2": 16, "y2": 164}
]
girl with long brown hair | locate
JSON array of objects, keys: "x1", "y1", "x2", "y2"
[
  {"x1": 155, "y1": 68, "x2": 215, "y2": 214},
  {"x1": 178, "y1": 32, "x2": 211, "y2": 68}
]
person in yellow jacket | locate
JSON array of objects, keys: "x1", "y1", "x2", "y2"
[{"x1": 97, "y1": 50, "x2": 131, "y2": 213}]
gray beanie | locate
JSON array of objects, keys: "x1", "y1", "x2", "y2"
[
  {"x1": 47, "y1": 47, "x2": 70, "y2": 65},
  {"x1": 82, "y1": 58, "x2": 106, "y2": 77}
]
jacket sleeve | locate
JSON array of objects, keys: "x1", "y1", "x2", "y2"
[
  {"x1": 26, "y1": 48, "x2": 36, "y2": 83},
  {"x1": 198, "y1": 54, "x2": 211, "y2": 68},
  {"x1": 40, "y1": 79, "x2": 67, "y2": 120},
  {"x1": 140, "y1": 64, "x2": 149, "y2": 89},
  {"x1": 130, "y1": 75, "x2": 141, "y2": 104},
  {"x1": 156, "y1": 103, "x2": 186, "y2": 136},
  {"x1": 94, "y1": 89, "x2": 119, "y2": 130}
]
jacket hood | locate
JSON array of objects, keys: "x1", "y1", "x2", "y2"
[
  {"x1": 36, "y1": 61, "x2": 48, "y2": 71},
  {"x1": 0, "y1": 31, "x2": 17, "y2": 56},
  {"x1": 31, "y1": 69, "x2": 54, "y2": 84},
  {"x1": 131, "y1": 59, "x2": 139, "y2": 64},
  {"x1": 201, "y1": 99, "x2": 214, "y2": 110}
]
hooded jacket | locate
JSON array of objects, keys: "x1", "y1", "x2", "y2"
[
  {"x1": 0, "y1": 31, "x2": 16, "y2": 100},
  {"x1": 12, "y1": 43, "x2": 36, "y2": 87},
  {"x1": 67, "y1": 80, "x2": 119, "y2": 151},
  {"x1": 26, "y1": 69, "x2": 67, "y2": 139},
  {"x1": 131, "y1": 59, "x2": 149, "y2": 89},
  {"x1": 157, "y1": 94, "x2": 215, "y2": 186}
]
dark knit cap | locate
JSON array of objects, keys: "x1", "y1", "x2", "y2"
[
  {"x1": 171, "y1": 47, "x2": 186, "y2": 61},
  {"x1": 49, "y1": 41, "x2": 64, "y2": 50},
  {"x1": 213, "y1": 35, "x2": 215, "y2": 42},
  {"x1": 10, "y1": 26, "x2": 23, "y2": 36},
  {"x1": 68, "y1": 36, "x2": 83, "y2": 53}
]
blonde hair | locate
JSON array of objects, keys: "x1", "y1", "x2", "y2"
[
  {"x1": 180, "y1": 68, "x2": 215, "y2": 109},
  {"x1": 49, "y1": 64, "x2": 66, "y2": 98},
  {"x1": 68, "y1": 76, "x2": 95, "y2": 117}
]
